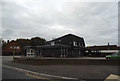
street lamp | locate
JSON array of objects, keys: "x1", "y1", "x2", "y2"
[{"x1": 13, "y1": 46, "x2": 17, "y2": 59}]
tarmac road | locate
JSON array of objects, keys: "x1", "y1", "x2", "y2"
[
  {"x1": 2, "y1": 56, "x2": 120, "y2": 80},
  {"x1": 2, "y1": 67, "x2": 35, "y2": 79},
  {"x1": 2, "y1": 56, "x2": 51, "y2": 81},
  {"x1": 2, "y1": 66, "x2": 52, "y2": 81}
]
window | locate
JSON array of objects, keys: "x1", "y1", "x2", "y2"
[
  {"x1": 14, "y1": 46, "x2": 17, "y2": 49},
  {"x1": 73, "y1": 41, "x2": 77, "y2": 46},
  {"x1": 86, "y1": 51, "x2": 88, "y2": 53},
  {"x1": 81, "y1": 44, "x2": 84, "y2": 47},
  {"x1": 79, "y1": 43, "x2": 81, "y2": 46},
  {"x1": 10, "y1": 46, "x2": 12, "y2": 49},
  {"x1": 78, "y1": 50, "x2": 81, "y2": 55},
  {"x1": 17, "y1": 46, "x2": 19, "y2": 49},
  {"x1": 30, "y1": 49, "x2": 32, "y2": 53},
  {"x1": 60, "y1": 54, "x2": 63, "y2": 57},
  {"x1": 61, "y1": 49, "x2": 63, "y2": 55},
  {"x1": 59, "y1": 40, "x2": 61, "y2": 42},
  {"x1": 51, "y1": 41, "x2": 55, "y2": 45},
  {"x1": 27, "y1": 49, "x2": 30, "y2": 52}
]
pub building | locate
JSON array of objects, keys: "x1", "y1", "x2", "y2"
[{"x1": 25, "y1": 34, "x2": 86, "y2": 57}]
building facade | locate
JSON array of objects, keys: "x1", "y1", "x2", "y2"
[
  {"x1": 25, "y1": 34, "x2": 86, "y2": 57},
  {"x1": 86, "y1": 44, "x2": 120, "y2": 56},
  {"x1": 2, "y1": 41, "x2": 22, "y2": 56}
]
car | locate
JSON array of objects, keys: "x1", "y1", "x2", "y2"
[{"x1": 106, "y1": 52, "x2": 120, "y2": 59}]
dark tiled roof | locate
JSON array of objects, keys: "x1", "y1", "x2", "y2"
[
  {"x1": 87, "y1": 45, "x2": 120, "y2": 50},
  {"x1": 46, "y1": 33, "x2": 83, "y2": 42}
]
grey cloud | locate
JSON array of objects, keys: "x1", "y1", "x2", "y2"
[{"x1": 2, "y1": 1, "x2": 118, "y2": 46}]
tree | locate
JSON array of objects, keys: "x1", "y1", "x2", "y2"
[
  {"x1": 15, "y1": 39, "x2": 31, "y2": 53},
  {"x1": 30, "y1": 37, "x2": 46, "y2": 46},
  {"x1": 2, "y1": 39, "x2": 7, "y2": 49},
  {"x1": 16, "y1": 39, "x2": 31, "y2": 47}
]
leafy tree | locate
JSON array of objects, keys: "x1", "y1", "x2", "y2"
[
  {"x1": 2, "y1": 39, "x2": 7, "y2": 49},
  {"x1": 30, "y1": 37, "x2": 46, "y2": 46},
  {"x1": 2, "y1": 37, "x2": 46, "y2": 54},
  {"x1": 16, "y1": 39, "x2": 30, "y2": 47},
  {"x1": 15, "y1": 39, "x2": 30, "y2": 54}
]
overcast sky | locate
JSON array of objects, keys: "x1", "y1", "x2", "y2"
[{"x1": 1, "y1": 0, "x2": 119, "y2": 46}]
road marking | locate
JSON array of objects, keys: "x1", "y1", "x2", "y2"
[
  {"x1": 104, "y1": 74, "x2": 120, "y2": 81},
  {"x1": 3, "y1": 65, "x2": 78, "y2": 80},
  {"x1": 25, "y1": 73, "x2": 47, "y2": 79}
]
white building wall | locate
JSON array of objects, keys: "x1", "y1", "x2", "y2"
[
  {"x1": 100, "y1": 50, "x2": 119, "y2": 53},
  {"x1": 26, "y1": 49, "x2": 35, "y2": 57}
]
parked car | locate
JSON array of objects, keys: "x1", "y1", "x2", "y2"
[{"x1": 106, "y1": 52, "x2": 120, "y2": 59}]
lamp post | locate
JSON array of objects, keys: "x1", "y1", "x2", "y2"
[
  {"x1": 13, "y1": 46, "x2": 16, "y2": 60},
  {"x1": 13, "y1": 51, "x2": 15, "y2": 59}
]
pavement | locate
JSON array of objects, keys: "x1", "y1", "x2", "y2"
[
  {"x1": 78, "y1": 57, "x2": 105, "y2": 60},
  {"x1": 14, "y1": 56, "x2": 106, "y2": 60},
  {"x1": 2, "y1": 56, "x2": 120, "y2": 81}
]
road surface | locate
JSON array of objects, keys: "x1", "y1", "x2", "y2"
[
  {"x1": 2, "y1": 67, "x2": 35, "y2": 79},
  {"x1": 2, "y1": 67, "x2": 50, "y2": 81},
  {"x1": 2, "y1": 56, "x2": 51, "y2": 80},
  {"x1": 2, "y1": 56, "x2": 120, "y2": 80}
]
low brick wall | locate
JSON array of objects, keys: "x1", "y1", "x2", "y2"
[{"x1": 13, "y1": 57, "x2": 120, "y2": 65}]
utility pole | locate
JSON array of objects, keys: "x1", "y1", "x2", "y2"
[
  {"x1": 13, "y1": 51, "x2": 15, "y2": 59},
  {"x1": 108, "y1": 42, "x2": 110, "y2": 50},
  {"x1": 13, "y1": 46, "x2": 16, "y2": 60}
]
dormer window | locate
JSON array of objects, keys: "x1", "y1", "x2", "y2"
[
  {"x1": 59, "y1": 40, "x2": 61, "y2": 42},
  {"x1": 73, "y1": 41, "x2": 77, "y2": 46},
  {"x1": 51, "y1": 41, "x2": 55, "y2": 45},
  {"x1": 81, "y1": 44, "x2": 84, "y2": 47}
]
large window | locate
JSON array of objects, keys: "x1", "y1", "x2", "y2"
[{"x1": 79, "y1": 43, "x2": 81, "y2": 46}]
